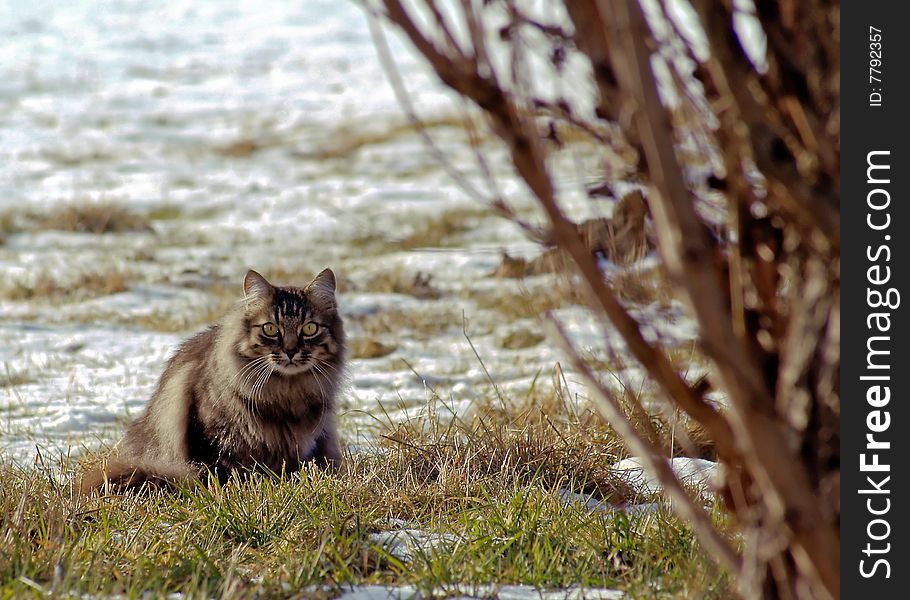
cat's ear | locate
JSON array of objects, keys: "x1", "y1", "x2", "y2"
[
  {"x1": 305, "y1": 268, "x2": 336, "y2": 308},
  {"x1": 243, "y1": 269, "x2": 273, "y2": 299}
]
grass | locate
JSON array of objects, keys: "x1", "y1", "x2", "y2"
[
  {"x1": 0, "y1": 367, "x2": 35, "y2": 389},
  {"x1": 499, "y1": 329, "x2": 545, "y2": 349},
  {"x1": 489, "y1": 256, "x2": 670, "y2": 312},
  {"x1": 390, "y1": 209, "x2": 488, "y2": 251},
  {"x1": 360, "y1": 270, "x2": 441, "y2": 300},
  {"x1": 348, "y1": 338, "x2": 398, "y2": 359},
  {"x1": 0, "y1": 385, "x2": 731, "y2": 600},
  {"x1": 304, "y1": 116, "x2": 469, "y2": 162},
  {"x1": 608, "y1": 266, "x2": 673, "y2": 309},
  {"x1": 0, "y1": 202, "x2": 154, "y2": 238},
  {"x1": 348, "y1": 208, "x2": 491, "y2": 255},
  {"x1": 472, "y1": 276, "x2": 589, "y2": 320},
  {"x1": 37, "y1": 203, "x2": 153, "y2": 235},
  {"x1": 0, "y1": 193, "x2": 730, "y2": 597},
  {"x1": 350, "y1": 305, "x2": 462, "y2": 339},
  {"x1": 0, "y1": 269, "x2": 134, "y2": 302}
]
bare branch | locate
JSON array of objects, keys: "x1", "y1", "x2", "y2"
[
  {"x1": 367, "y1": 9, "x2": 489, "y2": 206},
  {"x1": 377, "y1": 1, "x2": 841, "y2": 596},
  {"x1": 597, "y1": 0, "x2": 839, "y2": 595},
  {"x1": 425, "y1": 0, "x2": 467, "y2": 58},
  {"x1": 382, "y1": 1, "x2": 739, "y2": 467},
  {"x1": 546, "y1": 317, "x2": 741, "y2": 572},
  {"x1": 690, "y1": 0, "x2": 839, "y2": 251}
]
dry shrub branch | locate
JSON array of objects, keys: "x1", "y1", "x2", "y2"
[{"x1": 375, "y1": 1, "x2": 840, "y2": 598}]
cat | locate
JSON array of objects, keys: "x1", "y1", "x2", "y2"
[{"x1": 80, "y1": 268, "x2": 345, "y2": 493}]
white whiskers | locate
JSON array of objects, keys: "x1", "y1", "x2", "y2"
[
  {"x1": 308, "y1": 358, "x2": 339, "y2": 434},
  {"x1": 231, "y1": 356, "x2": 271, "y2": 388},
  {"x1": 250, "y1": 359, "x2": 276, "y2": 408},
  {"x1": 232, "y1": 355, "x2": 275, "y2": 419}
]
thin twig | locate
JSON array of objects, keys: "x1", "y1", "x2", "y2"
[
  {"x1": 424, "y1": 0, "x2": 466, "y2": 58},
  {"x1": 366, "y1": 9, "x2": 490, "y2": 206},
  {"x1": 545, "y1": 316, "x2": 741, "y2": 572},
  {"x1": 462, "y1": 310, "x2": 506, "y2": 408}
]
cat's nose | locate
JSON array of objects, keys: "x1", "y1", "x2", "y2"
[{"x1": 284, "y1": 350, "x2": 296, "y2": 361}]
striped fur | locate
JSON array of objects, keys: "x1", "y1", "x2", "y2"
[{"x1": 80, "y1": 269, "x2": 346, "y2": 494}]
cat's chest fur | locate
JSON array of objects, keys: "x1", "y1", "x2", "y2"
[{"x1": 191, "y1": 378, "x2": 331, "y2": 474}]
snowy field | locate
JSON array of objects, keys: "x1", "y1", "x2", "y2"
[{"x1": 0, "y1": 0, "x2": 700, "y2": 468}]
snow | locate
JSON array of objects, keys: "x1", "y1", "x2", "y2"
[
  {"x1": 369, "y1": 529, "x2": 459, "y2": 562},
  {"x1": 612, "y1": 457, "x2": 720, "y2": 497},
  {"x1": 0, "y1": 0, "x2": 705, "y2": 468},
  {"x1": 559, "y1": 489, "x2": 674, "y2": 518}
]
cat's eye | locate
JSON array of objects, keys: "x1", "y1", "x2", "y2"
[
  {"x1": 302, "y1": 322, "x2": 319, "y2": 336},
  {"x1": 262, "y1": 322, "x2": 279, "y2": 337}
]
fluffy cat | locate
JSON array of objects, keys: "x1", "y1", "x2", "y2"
[{"x1": 80, "y1": 268, "x2": 345, "y2": 493}]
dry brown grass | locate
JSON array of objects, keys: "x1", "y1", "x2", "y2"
[
  {"x1": 38, "y1": 203, "x2": 153, "y2": 234},
  {"x1": 487, "y1": 254, "x2": 673, "y2": 317},
  {"x1": 499, "y1": 329, "x2": 545, "y2": 349},
  {"x1": 349, "y1": 338, "x2": 398, "y2": 359},
  {"x1": 215, "y1": 139, "x2": 262, "y2": 158},
  {"x1": 365, "y1": 375, "x2": 638, "y2": 509},
  {"x1": 472, "y1": 278, "x2": 586, "y2": 320},
  {"x1": 580, "y1": 344, "x2": 718, "y2": 462},
  {"x1": 125, "y1": 303, "x2": 234, "y2": 333},
  {"x1": 305, "y1": 116, "x2": 469, "y2": 161},
  {"x1": 360, "y1": 270, "x2": 441, "y2": 299},
  {"x1": 608, "y1": 265, "x2": 673, "y2": 308},
  {"x1": 0, "y1": 202, "x2": 159, "y2": 246},
  {"x1": 1, "y1": 269, "x2": 133, "y2": 302},
  {"x1": 350, "y1": 208, "x2": 491, "y2": 254},
  {"x1": 394, "y1": 209, "x2": 488, "y2": 250},
  {"x1": 350, "y1": 305, "x2": 461, "y2": 338},
  {"x1": 0, "y1": 368, "x2": 35, "y2": 389}
]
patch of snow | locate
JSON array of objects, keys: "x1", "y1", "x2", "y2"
[
  {"x1": 332, "y1": 585, "x2": 418, "y2": 600},
  {"x1": 369, "y1": 529, "x2": 459, "y2": 562},
  {"x1": 558, "y1": 489, "x2": 665, "y2": 519},
  {"x1": 558, "y1": 489, "x2": 615, "y2": 514}
]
